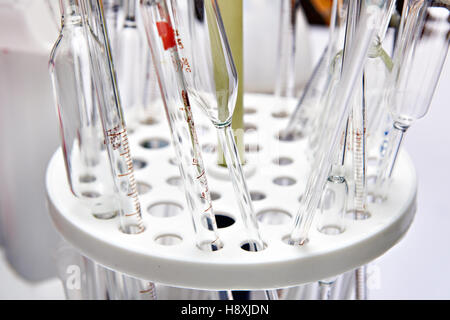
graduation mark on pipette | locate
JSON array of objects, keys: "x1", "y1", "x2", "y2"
[{"x1": 105, "y1": 125, "x2": 143, "y2": 225}]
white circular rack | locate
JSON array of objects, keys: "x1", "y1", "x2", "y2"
[{"x1": 46, "y1": 93, "x2": 417, "y2": 290}]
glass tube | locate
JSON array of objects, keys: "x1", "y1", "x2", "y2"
[
  {"x1": 102, "y1": 0, "x2": 122, "y2": 55},
  {"x1": 288, "y1": 2, "x2": 384, "y2": 245},
  {"x1": 273, "y1": 0, "x2": 298, "y2": 118},
  {"x1": 178, "y1": 0, "x2": 265, "y2": 251},
  {"x1": 317, "y1": 166, "x2": 348, "y2": 235},
  {"x1": 115, "y1": 0, "x2": 143, "y2": 129},
  {"x1": 374, "y1": 0, "x2": 449, "y2": 200},
  {"x1": 349, "y1": 1, "x2": 396, "y2": 301},
  {"x1": 285, "y1": 0, "x2": 348, "y2": 138},
  {"x1": 365, "y1": 0, "x2": 396, "y2": 144},
  {"x1": 82, "y1": 0, "x2": 159, "y2": 298},
  {"x1": 139, "y1": 0, "x2": 223, "y2": 252},
  {"x1": 78, "y1": 0, "x2": 146, "y2": 234},
  {"x1": 49, "y1": 0, "x2": 124, "y2": 221},
  {"x1": 50, "y1": 2, "x2": 156, "y2": 299},
  {"x1": 318, "y1": 277, "x2": 337, "y2": 300},
  {"x1": 139, "y1": 36, "x2": 162, "y2": 124},
  {"x1": 167, "y1": 0, "x2": 278, "y2": 300},
  {"x1": 103, "y1": 268, "x2": 158, "y2": 300}
]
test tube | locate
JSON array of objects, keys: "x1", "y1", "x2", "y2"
[{"x1": 139, "y1": 0, "x2": 224, "y2": 252}]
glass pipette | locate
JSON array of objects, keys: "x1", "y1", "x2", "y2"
[
  {"x1": 317, "y1": 166, "x2": 348, "y2": 236},
  {"x1": 316, "y1": 161, "x2": 348, "y2": 299},
  {"x1": 139, "y1": 0, "x2": 224, "y2": 252},
  {"x1": 342, "y1": 1, "x2": 395, "y2": 300},
  {"x1": 168, "y1": 0, "x2": 278, "y2": 300},
  {"x1": 115, "y1": 0, "x2": 142, "y2": 129},
  {"x1": 49, "y1": 0, "x2": 132, "y2": 224},
  {"x1": 178, "y1": 0, "x2": 265, "y2": 250},
  {"x1": 285, "y1": 0, "x2": 348, "y2": 139},
  {"x1": 374, "y1": 0, "x2": 449, "y2": 201},
  {"x1": 318, "y1": 277, "x2": 337, "y2": 300},
  {"x1": 288, "y1": 2, "x2": 385, "y2": 246},
  {"x1": 351, "y1": 0, "x2": 396, "y2": 219},
  {"x1": 365, "y1": 0, "x2": 396, "y2": 144},
  {"x1": 104, "y1": 268, "x2": 158, "y2": 300},
  {"x1": 102, "y1": 0, "x2": 121, "y2": 56},
  {"x1": 139, "y1": 36, "x2": 162, "y2": 124},
  {"x1": 79, "y1": 0, "x2": 146, "y2": 234},
  {"x1": 347, "y1": 1, "x2": 396, "y2": 300},
  {"x1": 273, "y1": 0, "x2": 298, "y2": 118},
  {"x1": 81, "y1": 0, "x2": 159, "y2": 299}
]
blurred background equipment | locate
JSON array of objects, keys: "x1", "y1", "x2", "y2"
[{"x1": 0, "y1": 0, "x2": 60, "y2": 281}]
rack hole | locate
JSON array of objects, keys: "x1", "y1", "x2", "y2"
[
  {"x1": 240, "y1": 241, "x2": 267, "y2": 252},
  {"x1": 79, "y1": 174, "x2": 96, "y2": 183},
  {"x1": 81, "y1": 191, "x2": 100, "y2": 198},
  {"x1": 244, "y1": 107, "x2": 257, "y2": 114},
  {"x1": 147, "y1": 202, "x2": 183, "y2": 218},
  {"x1": 318, "y1": 225, "x2": 344, "y2": 235},
  {"x1": 298, "y1": 195, "x2": 303, "y2": 202},
  {"x1": 136, "y1": 182, "x2": 152, "y2": 195},
  {"x1": 166, "y1": 176, "x2": 182, "y2": 187},
  {"x1": 346, "y1": 210, "x2": 371, "y2": 220},
  {"x1": 202, "y1": 143, "x2": 217, "y2": 153},
  {"x1": 140, "y1": 138, "x2": 169, "y2": 149},
  {"x1": 273, "y1": 176, "x2": 296, "y2": 186},
  {"x1": 272, "y1": 111, "x2": 289, "y2": 119},
  {"x1": 257, "y1": 209, "x2": 291, "y2": 225},
  {"x1": 250, "y1": 191, "x2": 266, "y2": 201},
  {"x1": 132, "y1": 158, "x2": 147, "y2": 170},
  {"x1": 273, "y1": 157, "x2": 293, "y2": 166},
  {"x1": 245, "y1": 144, "x2": 261, "y2": 153},
  {"x1": 215, "y1": 213, "x2": 235, "y2": 228},
  {"x1": 155, "y1": 234, "x2": 182, "y2": 246},
  {"x1": 210, "y1": 191, "x2": 221, "y2": 201}
]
